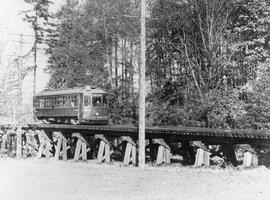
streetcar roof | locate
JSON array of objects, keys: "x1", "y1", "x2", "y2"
[{"x1": 35, "y1": 87, "x2": 107, "y2": 97}]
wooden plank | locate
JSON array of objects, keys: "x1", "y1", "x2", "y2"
[
  {"x1": 204, "y1": 151, "x2": 210, "y2": 167},
  {"x1": 131, "y1": 145, "x2": 136, "y2": 165},
  {"x1": 73, "y1": 139, "x2": 82, "y2": 161},
  {"x1": 156, "y1": 146, "x2": 165, "y2": 165},
  {"x1": 45, "y1": 140, "x2": 52, "y2": 158},
  {"x1": 54, "y1": 139, "x2": 62, "y2": 160},
  {"x1": 152, "y1": 139, "x2": 170, "y2": 150},
  {"x1": 1, "y1": 134, "x2": 7, "y2": 153},
  {"x1": 105, "y1": 143, "x2": 110, "y2": 163},
  {"x1": 79, "y1": 148, "x2": 90, "y2": 159},
  {"x1": 123, "y1": 137, "x2": 137, "y2": 166},
  {"x1": 152, "y1": 139, "x2": 171, "y2": 165},
  {"x1": 243, "y1": 152, "x2": 252, "y2": 167},
  {"x1": 122, "y1": 136, "x2": 136, "y2": 146},
  {"x1": 164, "y1": 148, "x2": 171, "y2": 164},
  {"x1": 194, "y1": 148, "x2": 204, "y2": 167},
  {"x1": 149, "y1": 139, "x2": 156, "y2": 162},
  {"x1": 72, "y1": 133, "x2": 88, "y2": 144},
  {"x1": 252, "y1": 153, "x2": 258, "y2": 166},
  {"x1": 243, "y1": 152, "x2": 258, "y2": 167},
  {"x1": 72, "y1": 132, "x2": 90, "y2": 161},
  {"x1": 81, "y1": 142, "x2": 87, "y2": 161},
  {"x1": 40, "y1": 130, "x2": 52, "y2": 143},
  {"x1": 124, "y1": 143, "x2": 132, "y2": 165},
  {"x1": 37, "y1": 144, "x2": 44, "y2": 158},
  {"x1": 62, "y1": 140, "x2": 67, "y2": 160},
  {"x1": 194, "y1": 148, "x2": 210, "y2": 167},
  {"x1": 53, "y1": 131, "x2": 67, "y2": 142},
  {"x1": 97, "y1": 140, "x2": 105, "y2": 163},
  {"x1": 95, "y1": 134, "x2": 109, "y2": 144}
]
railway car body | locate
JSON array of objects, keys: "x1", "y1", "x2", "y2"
[{"x1": 33, "y1": 86, "x2": 109, "y2": 125}]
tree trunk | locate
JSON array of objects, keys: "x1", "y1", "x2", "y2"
[
  {"x1": 109, "y1": 43, "x2": 113, "y2": 88},
  {"x1": 114, "y1": 32, "x2": 118, "y2": 88}
]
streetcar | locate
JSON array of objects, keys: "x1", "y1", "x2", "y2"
[{"x1": 33, "y1": 86, "x2": 109, "y2": 124}]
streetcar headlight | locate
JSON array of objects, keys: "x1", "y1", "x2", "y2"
[{"x1": 96, "y1": 112, "x2": 99, "y2": 116}]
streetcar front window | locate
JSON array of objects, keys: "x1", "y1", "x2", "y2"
[
  {"x1": 92, "y1": 95, "x2": 102, "y2": 107},
  {"x1": 102, "y1": 95, "x2": 108, "y2": 107}
]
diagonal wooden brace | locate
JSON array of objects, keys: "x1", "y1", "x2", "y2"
[
  {"x1": 152, "y1": 139, "x2": 171, "y2": 165},
  {"x1": 0, "y1": 134, "x2": 8, "y2": 154},
  {"x1": 193, "y1": 141, "x2": 211, "y2": 167},
  {"x1": 241, "y1": 145, "x2": 258, "y2": 167},
  {"x1": 53, "y1": 132, "x2": 69, "y2": 160},
  {"x1": 24, "y1": 130, "x2": 39, "y2": 156},
  {"x1": 95, "y1": 134, "x2": 111, "y2": 163},
  {"x1": 72, "y1": 133, "x2": 88, "y2": 161},
  {"x1": 37, "y1": 130, "x2": 53, "y2": 158},
  {"x1": 122, "y1": 136, "x2": 137, "y2": 166}
]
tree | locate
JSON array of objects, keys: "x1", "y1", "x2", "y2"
[
  {"x1": 42, "y1": 0, "x2": 270, "y2": 129},
  {"x1": 44, "y1": 0, "x2": 140, "y2": 124},
  {"x1": 23, "y1": 0, "x2": 53, "y2": 95},
  {"x1": 148, "y1": 0, "x2": 234, "y2": 96},
  {"x1": 241, "y1": 59, "x2": 270, "y2": 129},
  {"x1": 45, "y1": 0, "x2": 108, "y2": 88},
  {"x1": 226, "y1": 0, "x2": 270, "y2": 87}
]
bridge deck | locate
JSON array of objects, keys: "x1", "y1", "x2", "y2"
[{"x1": 25, "y1": 124, "x2": 270, "y2": 145}]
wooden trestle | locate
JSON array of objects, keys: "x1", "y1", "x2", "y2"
[
  {"x1": 1, "y1": 124, "x2": 269, "y2": 167},
  {"x1": 95, "y1": 134, "x2": 111, "y2": 163},
  {"x1": 37, "y1": 130, "x2": 53, "y2": 158}
]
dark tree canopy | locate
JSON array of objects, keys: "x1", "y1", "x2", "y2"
[{"x1": 39, "y1": 0, "x2": 270, "y2": 128}]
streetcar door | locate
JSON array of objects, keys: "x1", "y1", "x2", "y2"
[
  {"x1": 82, "y1": 94, "x2": 92, "y2": 119},
  {"x1": 84, "y1": 95, "x2": 92, "y2": 108}
]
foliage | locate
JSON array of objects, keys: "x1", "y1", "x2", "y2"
[
  {"x1": 44, "y1": 0, "x2": 140, "y2": 123},
  {"x1": 45, "y1": 0, "x2": 109, "y2": 88},
  {"x1": 31, "y1": 0, "x2": 270, "y2": 128},
  {"x1": 146, "y1": 82, "x2": 246, "y2": 128},
  {"x1": 225, "y1": 0, "x2": 270, "y2": 85},
  {"x1": 240, "y1": 59, "x2": 270, "y2": 129},
  {"x1": 109, "y1": 87, "x2": 138, "y2": 125},
  {"x1": 23, "y1": 0, "x2": 52, "y2": 44},
  {"x1": 148, "y1": 0, "x2": 234, "y2": 96}
]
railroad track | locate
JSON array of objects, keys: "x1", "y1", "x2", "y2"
[{"x1": 26, "y1": 124, "x2": 270, "y2": 145}]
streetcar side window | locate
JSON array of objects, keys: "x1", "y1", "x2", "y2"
[
  {"x1": 70, "y1": 95, "x2": 78, "y2": 107},
  {"x1": 40, "y1": 98, "x2": 44, "y2": 108},
  {"x1": 34, "y1": 98, "x2": 40, "y2": 108},
  {"x1": 56, "y1": 96, "x2": 60, "y2": 107},
  {"x1": 37, "y1": 95, "x2": 79, "y2": 108},
  {"x1": 44, "y1": 97, "x2": 52, "y2": 108}
]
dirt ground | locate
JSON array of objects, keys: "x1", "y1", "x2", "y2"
[{"x1": 0, "y1": 158, "x2": 270, "y2": 200}]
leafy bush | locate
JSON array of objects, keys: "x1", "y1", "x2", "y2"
[
  {"x1": 146, "y1": 84, "x2": 247, "y2": 128},
  {"x1": 109, "y1": 88, "x2": 138, "y2": 125}
]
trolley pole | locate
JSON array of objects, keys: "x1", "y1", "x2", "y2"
[
  {"x1": 33, "y1": 17, "x2": 37, "y2": 97},
  {"x1": 16, "y1": 34, "x2": 23, "y2": 158},
  {"x1": 138, "y1": 0, "x2": 146, "y2": 169}
]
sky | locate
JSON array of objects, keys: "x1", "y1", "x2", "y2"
[{"x1": 0, "y1": 0, "x2": 64, "y2": 105}]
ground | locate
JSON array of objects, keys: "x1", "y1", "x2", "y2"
[{"x1": 0, "y1": 158, "x2": 270, "y2": 200}]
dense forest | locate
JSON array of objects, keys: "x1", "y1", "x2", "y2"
[{"x1": 25, "y1": 0, "x2": 270, "y2": 129}]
